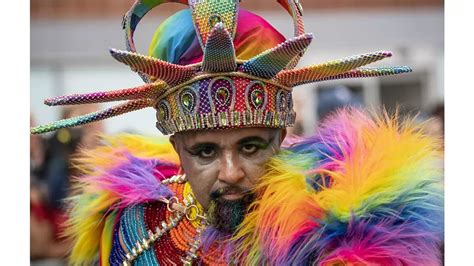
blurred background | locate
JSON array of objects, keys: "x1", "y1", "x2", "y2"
[{"x1": 30, "y1": 0, "x2": 444, "y2": 264}]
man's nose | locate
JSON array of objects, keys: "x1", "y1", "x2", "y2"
[{"x1": 217, "y1": 151, "x2": 245, "y2": 185}]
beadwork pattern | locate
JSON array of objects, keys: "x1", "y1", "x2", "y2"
[
  {"x1": 274, "y1": 50, "x2": 396, "y2": 87},
  {"x1": 109, "y1": 48, "x2": 200, "y2": 86},
  {"x1": 189, "y1": 0, "x2": 239, "y2": 47},
  {"x1": 30, "y1": 99, "x2": 153, "y2": 134},
  {"x1": 111, "y1": 175, "x2": 216, "y2": 266},
  {"x1": 155, "y1": 75, "x2": 295, "y2": 134},
  {"x1": 238, "y1": 33, "x2": 313, "y2": 79},
  {"x1": 201, "y1": 22, "x2": 237, "y2": 73}
]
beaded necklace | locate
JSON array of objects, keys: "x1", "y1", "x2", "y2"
[{"x1": 121, "y1": 174, "x2": 209, "y2": 266}]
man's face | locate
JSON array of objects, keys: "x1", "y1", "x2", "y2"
[{"x1": 170, "y1": 127, "x2": 285, "y2": 232}]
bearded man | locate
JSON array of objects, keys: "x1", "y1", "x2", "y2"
[{"x1": 31, "y1": 0, "x2": 443, "y2": 265}]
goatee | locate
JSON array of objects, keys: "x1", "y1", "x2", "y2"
[{"x1": 206, "y1": 188, "x2": 254, "y2": 234}]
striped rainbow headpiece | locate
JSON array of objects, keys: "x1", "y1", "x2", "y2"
[{"x1": 30, "y1": 0, "x2": 412, "y2": 135}]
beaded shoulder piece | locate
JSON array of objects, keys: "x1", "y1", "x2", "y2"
[{"x1": 110, "y1": 179, "x2": 228, "y2": 266}]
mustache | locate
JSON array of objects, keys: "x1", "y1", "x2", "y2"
[{"x1": 210, "y1": 186, "x2": 252, "y2": 199}]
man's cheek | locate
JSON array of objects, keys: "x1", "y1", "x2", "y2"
[
  {"x1": 187, "y1": 173, "x2": 216, "y2": 207},
  {"x1": 242, "y1": 159, "x2": 269, "y2": 181}
]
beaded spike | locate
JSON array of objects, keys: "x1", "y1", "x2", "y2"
[
  {"x1": 202, "y1": 23, "x2": 237, "y2": 73},
  {"x1": 239, "y1": 33, "x2": 313, "y2": 79},
  {"x1": 30, "y1": 99, "x2": 153, "y2": 134},
  {"x1": 274, "y1": 50, "x2": 393, "y2": 86},
  {"x1": 44, "y1": 81, "x2": 167, "y2": 106},
  {"x1": 313, "y1": 66, "x2": 413, "y2": 82},
  {"x1": 109, "y1": 48, "x2": 199, "y2": 86},
  {"x1": 273, "y1": 0, "x2": 306, "y2": 69}
]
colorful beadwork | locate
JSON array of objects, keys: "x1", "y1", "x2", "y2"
[
  {"x1": 246, "y1": 81, "x2": 267, "y2": 110},
  {"x1": 202, "y1": 22, "x2": 237, "y2": 73},
  {"x1": 238, "y1": 33, "x2": 313, "y2": 79},
  {"x1": 189, "y1": 0, "x2": 239, "y2": 47},
  {"x1": 31, "y1": 0, "x2": 412, "y2": 136},
  {"x1": 30, "y1": 99, "x2": 153, "y2": 134},
  {"x1": 178, "y1": 87, "x2": 198, "y2": 114},
  {"x1": 209, "y1": 77, "x2": 235, "y2": 113},
  {"x1": 157, "y1": 100, "x2": 170, "y2": 121},
  {"x1": 215, "y1": 87, "x2": 230, "y2": 106},
  {"x1": 115, "y1": 175, "x2": 211, "y2": 266}
]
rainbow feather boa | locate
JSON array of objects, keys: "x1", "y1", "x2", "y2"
[
  {"x1": 229, "y1": 108, "x2": 444, "y2": 265},
  {"x1": 65, "y1": 108, "x2": 443, "y2": 265}
]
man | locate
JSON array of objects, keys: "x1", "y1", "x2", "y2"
[{"x1": 31, "y1": 0, "x2": 443, "y2": 265}]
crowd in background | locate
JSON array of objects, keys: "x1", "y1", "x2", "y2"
[{"x1": 30, "y1": 104, "x2": 103, "y2": 265}]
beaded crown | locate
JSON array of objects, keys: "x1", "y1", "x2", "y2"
[{"x1": 30, "y1": 0, "x2": 412, "y2": 135}]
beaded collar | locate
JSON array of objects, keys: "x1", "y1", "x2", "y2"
[{"x1": 115, "y1": 175, "x2": 229, "y2": 266}]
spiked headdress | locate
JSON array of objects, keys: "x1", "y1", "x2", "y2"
[{"x1": 30, "y1": 0, "x2": 411, "y2": 135}]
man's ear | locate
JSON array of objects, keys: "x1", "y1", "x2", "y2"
[
  {"x1": 279, "y1": 128, "x2": 287, "y2": 145},
  {"x1": 169, "y1": 134, "x2": 179, "y2": 154}
]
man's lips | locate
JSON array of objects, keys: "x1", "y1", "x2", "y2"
[
  {"x1": 220, "y1": 192, "x2": 245, "y2": 200},
  {"x1": 211, "y1": 187, "x2": 250, "y2": 200}
]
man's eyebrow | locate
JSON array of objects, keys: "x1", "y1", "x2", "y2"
[
  {"x1": 187, "y1": 142, "x2": 219, "y2": 151},
  {"x1": 237, "y1": 136, "x2": 271, "y2": 146}
]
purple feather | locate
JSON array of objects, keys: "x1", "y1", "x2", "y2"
[{"x1": 86, "y1": 153, "x2": 179, "y2": 208}]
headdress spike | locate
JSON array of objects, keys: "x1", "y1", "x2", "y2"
[
  {"x1": 313, "y1": 66, "x2": 413, "y2": 83},
  {"x1": 239, "y1": 33, "x2": 313, "y2": 79},
  {"x1": 275, "y1": 50, "x2": 393, "y2": 87},
  {"x1": 109, "y1": 48, "x2": 199, "y2": 86},
  {"x1": 276, "y1": 0, "x2": 306, "y2": 69},
  {"x1": 44, "y1": 82, "x2": 167, "y2": 106},
  {"x1": 201, "y1": 23, "x2": 237, "y2": 73},
  {"x1": 30, "y1": 99, "x2": 154, "y2": 134}
]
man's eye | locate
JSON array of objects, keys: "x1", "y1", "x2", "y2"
[
  {"x1": 241, "y1": 144, "x2": 258, "y2": 154},
  {"x1": 199, "y1": 148, "x2": 216, "y2": 158}
]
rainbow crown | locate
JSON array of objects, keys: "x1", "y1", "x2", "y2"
[{"x1": 30, "y1": 0, "x2": 412, "y2": 135}]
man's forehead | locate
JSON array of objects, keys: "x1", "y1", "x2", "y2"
[{"x1": 176, "y1": 127, "x2": 277, "y2": 144}]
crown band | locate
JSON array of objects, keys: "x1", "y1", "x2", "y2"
[
  {"x1": 156, "y1": 110, "x2": 296, "y2": 135},
  {"x1": 154, "y1": 71, "x2": 292, "y2": 105}
]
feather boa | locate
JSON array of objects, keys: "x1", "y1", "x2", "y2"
[{"x1": 228, "y1": 108, "x2": 444, "y2": 265}]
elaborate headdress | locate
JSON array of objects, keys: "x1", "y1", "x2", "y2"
[{"x1": 30, "y1": 0, "x2": 411, "y2": 135}]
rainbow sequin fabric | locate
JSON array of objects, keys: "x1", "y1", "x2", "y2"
[{"x1": 31, "y1": 0, "x2": 412, "y2": 135}]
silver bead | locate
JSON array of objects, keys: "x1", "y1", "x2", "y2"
[
  {"x1": 180, "y1": 257, "x2": 192, "y2": 265},
  {"x1": 189, "y1": 243, "x2": 199, "y2": 250},
  {"x1": 170, "y1": 218, "x2": 177, "y2": 227},
  {"x1": 161, "y1": 221, "x2": 169, "y2": 231},
  {"x1": 142, "y1": 238, "x2": 149, "y2": 249},
  {"x1": 136, "y1": 241, "x2": 143, "y2": 253},
  {"x1": 186, "y1": 251, "x2": 198, "y2": 259}
]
